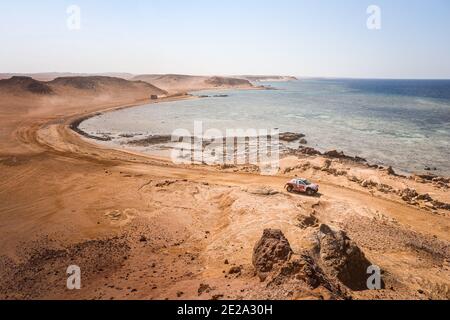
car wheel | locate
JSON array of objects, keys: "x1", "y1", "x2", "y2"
[
  {"x1": 306, "y1": 188, "x2": 315, "y2": 196},
  {"x1": 286, "y1": 185, "x2": 293, "y2": 193}
]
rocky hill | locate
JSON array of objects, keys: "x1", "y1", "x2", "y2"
[
  {"x1": 0, "y1": 76, "x2": 167, "y2": 97},
  {"x1": 132, "y1": 74, "x2": 254, "y2": 94}
]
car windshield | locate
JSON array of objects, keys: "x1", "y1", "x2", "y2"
[{"x1": 291, "y1": 179, "x2": 312, "y2": 185}]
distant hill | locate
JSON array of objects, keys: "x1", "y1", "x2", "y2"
[
  {"x1": 49, "y1": 76, "x2": 166, "y2": 94},
  {"x1": 237, "y1": 75, "x2": 298, "y2": 82},
  {"x1": 0, "y1": 73, "x2": 135, "y2": 81},
  {"x1": 132, "y1": 74, "x2": 253, "y2": 94},
  {"x1": 0, "y1": 73, "x2": 298, "y2": 84},
  {"x1": 0, "y1": 73, "x2": 297, "y2": 97},
  {"x1": 0, "y1": 76, "x2": 55, "y2": 95},
  {"x1": 0, "y1": 76, "x2": 166, "y2": 97}
]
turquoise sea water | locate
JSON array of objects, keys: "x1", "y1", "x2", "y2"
[{"x1": 80, "y1": 79, "x2": 450, "y2": 176}]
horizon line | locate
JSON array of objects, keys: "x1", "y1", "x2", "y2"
[{"x1": 1, "y1": 72, "x2": 450, "y2": 81}]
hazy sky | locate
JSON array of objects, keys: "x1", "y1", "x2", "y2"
[{"x1": 1, "y1": 0, "x2": 450, "y2": 78}]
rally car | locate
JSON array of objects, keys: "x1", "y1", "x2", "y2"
[{"x1": 285, "y1": 178, "x2": 319, "y2": 196}]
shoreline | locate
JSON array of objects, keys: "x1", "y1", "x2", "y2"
[
  {"x1": 65, "y1": 93, "x2": 450, "y2": 214},
  {"x1": 70, "y1": 93, "x2": 449, "y2": 180},
  {"x1": 68, "y1": 84, "x2": 267, "y2": 142},
  {"x1": 69, "y1": 94, "x2": 197, "y2": 143}
]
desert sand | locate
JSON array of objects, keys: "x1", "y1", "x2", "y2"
[{"x1": 0, "y1": 75, "x2": 449, "y2": 300}]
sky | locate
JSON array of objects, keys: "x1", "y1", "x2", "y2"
[{"x1": 1, "y1": 0, "x2": 449, "y2": 78}]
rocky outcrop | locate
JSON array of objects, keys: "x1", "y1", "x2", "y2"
[
  {"x1": 245, "y1": 186, "x2": 279, "y2": 196},
  {"x1": 411, "y1": 174, "x2": 449, "y2": 189},
  {"x1": 283, "y1": 162, "x2": 311, "y2": 174},
  {"x1": 323, "y1": 150, "x2": 367, "y2": 163},
  {"x1": 319, "y1": 160, "x2": 348, "y2": 176},
  {"x1": 432, "y1": 201, "x2": 450, "y2": 211},
  {"x1": 127, "y1": 135, "x2": 172, "y2": 146},
  {"x1": 297, "y1": 213, "x2": 319, "y2": 229},
  {"x1": 297, "y1": 147, "x2": 322, "y2": 156},
  {"x1": 289, "y1": 147, "x2": 367, "y2": 164},
  {"x1": 252, "y1": 228, "x2": 353, "y2": 299},
  {"x1": 267, "y1": 253, "x2": 343, "y2": 296},
  {"x1": 386, "y1": 166, "x2": 396, "y2": 176},
  {"x1": 400, "y1": 188, "x2": 419, "y2": 202},
  {"x1": 279, "y1": 132, "x2": 306, "y2": 142},
  {"x1": 252, "y1": 229, "x2": 293, "y2": 280},
  {"x1": 315, "y1": 224, "x2": 374, "y2": 291},
  {"x1": 396, "y1": 187, "x2": 450, "y2": 212}
]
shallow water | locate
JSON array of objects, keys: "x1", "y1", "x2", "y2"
[{"x1": 80, "y1": 79, "x2": 450, "y2": 176}]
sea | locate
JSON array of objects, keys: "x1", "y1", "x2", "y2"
[{"x1": 79, "y1": 79, "x2": 450, "y2": 176}]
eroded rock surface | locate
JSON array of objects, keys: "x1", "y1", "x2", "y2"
[
  {"x1": 315, "y1": 224, "x2": 373, "y2": 291},
  {"x1": 252, "y1": 229, "x2": 293, "y2": 280}
]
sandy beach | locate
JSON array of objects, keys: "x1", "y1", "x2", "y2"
[{"x1": 0, "y1": 75, "x2": 449, "y2": 300}]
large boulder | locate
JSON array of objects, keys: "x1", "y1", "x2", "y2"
[
  {"x1": 316, "y1": 224, "x2": 373, "y2": 291},
  {"x1": 252, "y1": 229, "x2": 293, "y2": 280}
]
